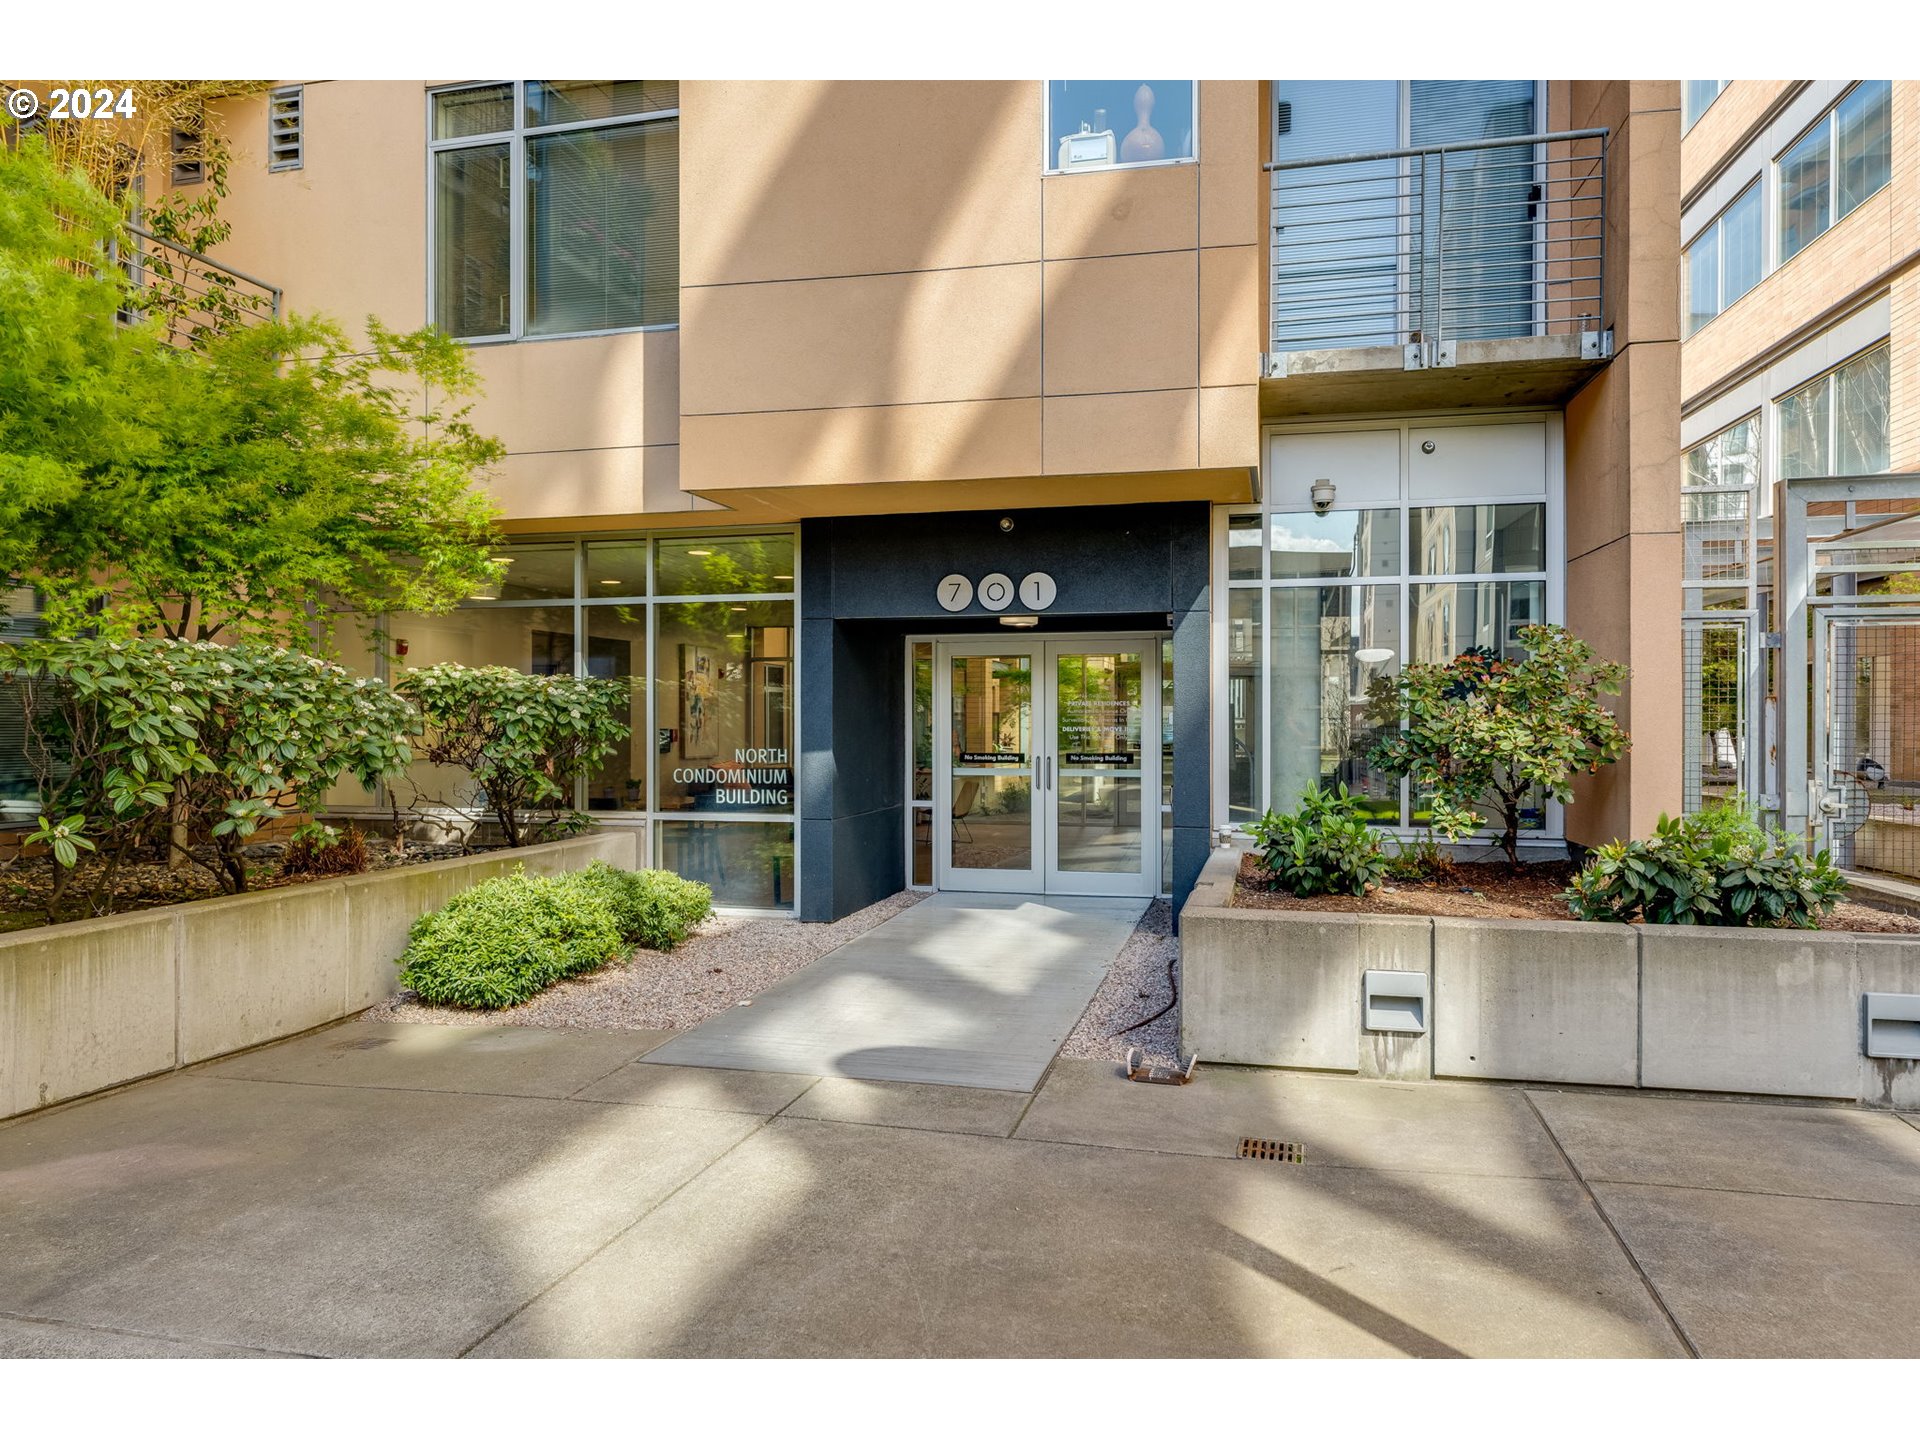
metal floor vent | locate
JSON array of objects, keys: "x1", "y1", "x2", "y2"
[{"x1": 1238, "y1": 1138, "x2": 1304, "y2": 1163}]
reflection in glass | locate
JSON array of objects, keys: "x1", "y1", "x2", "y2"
[
  {"x1": 655, "y1": 600, "x2": 793, "y2": 814},
  {"x1": 1779, "y1": 122, "x2": 1831, "y2": 263},
  {"x1": 1227, "y1": 513, "x2": 1263, "y2": 579},
  {"x1": 1268, "y1": 585, "x2": 1400, "y2": 822},
  {"x1": 950, "y1": 654, "x2": 1033, "y2": 871},
  {"x1": 1228, "y1": 589, "x2": 1261, "y2": 823},
  {"x1": 433, "y1": 144, "x2": 510, "y2": 338},
  {"x1": 317, "y1": 614, "x2": 386, "y2": 810},
  {"x1": 1410, "y1": 580, "x2": 1543, "y2": 663},
  {"x1": 481, "y1": 543, "x2": 574, "y2": 601},
  {"x1": 1835, "y1": 81, "x2": 1892, "y2": 221},
  {"x1": 1779, "y1": 374, "x2": 1830, "y2": 481},
  {"x1": 912, "y1": 642, "x2": 933, "y2": 801},
  {"x1": 527, "y1": 118, "x2": 679, "y2": 334},
  {"x1": 1835, "y1": 344, "x2": 1891, "y2": 477},
  {"x1": 433, "y1": 84, "x2": 513, "y2": 140},
  {"x1": 657, "y1": 535, "x2": 796, "y2": 596},
  {"x1": 584, "y1": 541, "x2": 648, "y2": 596},
  {"x1": 1269, "y1": 509, "x2": 1399, "y2": 579},
  {"x1": 525, "y1": 80, "x2": 678, "y2": 128},
  {"x1": 1055, "y1": 650, "x2": 1144, "y2": 875},
  {"x1": 580, "y1": 605, "x2": 647, "y2": 811},
  {"x1": 1047, "y1": 81, "x2": 1196, "y2": 169},
  {"x1": 658, "y1": 820, "x2": 794, "y2": 909},
  {"x1": 1411, "y1": 504, "x2": 1544, "y2": 575}
]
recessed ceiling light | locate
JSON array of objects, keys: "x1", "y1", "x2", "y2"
[
  {"x1": 687, "y1": 548, "x2": 712, "y2": 556},
  {"x1": 598, "y1": 579, "x2": 621, "y2": 586},
  {"x1": 773, "y1": 574, "x2": 793, "y2": 581},
  {"x1": 730, "y1": 605, "x2": 747, "y2": 611}
]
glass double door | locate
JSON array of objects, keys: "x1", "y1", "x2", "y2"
[{"x1": 935, "y1": 637, "x2": 1160, "y2": 897}]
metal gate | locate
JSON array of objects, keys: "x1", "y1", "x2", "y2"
[{"x1": 1813, "y1": 609, "x2": 1920, "y2": 877}]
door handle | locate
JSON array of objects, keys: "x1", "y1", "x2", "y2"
[{"x1": 1045, "y1": 755, "x2": 1053, "y2": 791}]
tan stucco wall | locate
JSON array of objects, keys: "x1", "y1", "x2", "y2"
[
  {"x1": 1564, "y1": 81, "x2": 1685, "y2": 845},
  {"x1": 677, "y1": 80, "x2": 1261, "y2": 514}
]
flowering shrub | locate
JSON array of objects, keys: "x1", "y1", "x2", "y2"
[
  {"x1": 2, "y1": 637, "x2": 415, "y2": 914},
  {"x1": 396, "y1": 664, "x2": 630, "y2": 848},
  {"x1": 1368, "y1": 624, "x2": 1628, "y2": 867},
  {"x1": 1564, "y1": 798, "x2": 1846, "y2": 928}
]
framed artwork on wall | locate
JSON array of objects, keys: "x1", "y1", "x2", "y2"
[{"x1": 679, "y1": 644, "x2": 718, "y2": 760}]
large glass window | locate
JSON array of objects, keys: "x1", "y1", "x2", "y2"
[
  {"x1": 1779, "y1": 343, "x2": 1891, "y2": 480},
  {"x1": 1779, "y1": 82, "x2": 1891, "y2": 264},
  {"x1": 1683, "y1": 181, "x2": 1762, "y2": 335},
  {"x1": 373, "y1": 531, "x2": 795, "y2": 908},
  {"x1": 1228, "y1": 423, "x2": 1553, "y2": 832},
  {"x1": 430, "y1": 81, "x2": 679, "y2": 340},
  {"x1": 1047, "y1": 81, "x2": 1196, "y2": 172}
]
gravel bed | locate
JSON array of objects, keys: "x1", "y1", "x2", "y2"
[
  {"x1": 364, "y1": 889, "x2": 926, "y2": 1031},
  {"x1": 1057, "y1": 900, "x2": 1180, "y2": 1065}
]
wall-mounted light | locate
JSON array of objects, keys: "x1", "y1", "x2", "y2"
[
  {"x1": 1356, "y1": 647, "x2": 1396, "y2": 665},
  {"x1": 1310, "y1": 478, "x2": 1336, "y2": 515},
  {"x1": 999, "y1": 516, "x2": 1015, "y2": 533},
  {"x1": 999, "y1": 615, "x2": 1039, "y2": 628}
]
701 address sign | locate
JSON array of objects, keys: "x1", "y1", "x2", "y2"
[{"x1": 937, "y1": 572, "x2": 1057, "y2": 614}]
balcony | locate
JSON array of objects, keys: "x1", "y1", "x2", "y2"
[
  {"x1": 117, "y1": 224, "x2": 282, "y2": 347},
  {"x1": 1263, "y1": 128, "x2": 1610, "y2": 416}
]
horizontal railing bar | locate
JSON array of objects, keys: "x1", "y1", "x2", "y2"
[{"x1": 1266, "y1": 128, "x2": 1608, "y2": 172}]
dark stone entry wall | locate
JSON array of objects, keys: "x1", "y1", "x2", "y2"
[{"x1": 798, "y1": 503, "x2": 1211, "y2": 923}]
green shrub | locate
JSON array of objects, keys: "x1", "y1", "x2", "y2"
[
  {"x1": 561, "y1": 862, "x2": 713, "y2": 950},
  {"x1": 398, "y1": 868, "x2": 625, "y2": 1009},
  {"x1": 1248, "y1": 782, "x2": 1388, "y2": 898},
  {"x1": 1383, "y1": 830, "x2": 1453, "y2": 884},
  {"x1": 1565, "y1": 799, "x2": 1846, "y2": 928},
  {"x1": 280, "y1": 825, "x2": 371, "y2": 878}
]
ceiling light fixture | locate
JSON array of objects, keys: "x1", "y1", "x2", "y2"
[
  {"x1": 999, "y1": 615, "x2": 1040, "y2": 629},
  {"x1": 687, "y1": 548, "x2": 713, "y2": 556}
]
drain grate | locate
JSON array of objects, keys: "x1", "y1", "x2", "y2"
[{"x1": 1238, "y1": 1137, "x2": 1304, "y2": 1163}]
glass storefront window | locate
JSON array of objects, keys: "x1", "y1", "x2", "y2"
[
  {"x1": 911, "y1": 641, "x2": 933, "y2": 886},
  {"x1": 657, "y1": 534, "x2": 796, "y2": 596},
  {"x1": 1227, "y1": 513, "x2": 1264, "y2": 579},
  {"x1": 1268, "y1": 585, "x2": 1401, "y2": 823},
  {"x1": 1410, "y1": 580, "x2": 1544, "y2": 663},
  {"x1": 658, "y1": 820, "x2": 794, "y2": 909},
  {"x1": 654, "y1": 599, "x2": 794, "y2": 814},
  {"x1": 1411, "y1": 504, "x2": 1545, "y2": 575},
  {"x1": 370, "y1": 530, "x2": 796, "y2": 907},
  {"x1": 1227, "y1": 588, "x2": 1261, "y2": 824},
  {"x1": 1269, "y1": 509, "x2": 1400, "y2": 579}
]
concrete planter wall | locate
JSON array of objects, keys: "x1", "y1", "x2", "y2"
[
  {"x1": 1181, "y1": 845, "x2": 1920, "y2": 1109},
  {"x1": 1, "y1": 830, "x2": 641, "y2": 1120}
]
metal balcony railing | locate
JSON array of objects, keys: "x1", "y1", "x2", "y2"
[
  {"x1": 1266, "y1": 128, "x2": 1608, "y2": 368},
  {"x1": 114, "y1": 224, "x2": 283, "y2": 346}
]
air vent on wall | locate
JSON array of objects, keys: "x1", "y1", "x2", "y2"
[
  {"x1": 170, "y1": 121, "x2": 204, "y2": 186},
  {"x1": 268, "y1": 85, "x2": 304, "y2": 172}
]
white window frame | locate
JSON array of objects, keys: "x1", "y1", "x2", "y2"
[
  {"x1": 1772, "y1": 340, "x2": 1893, "y2": 482},
  {"x1": 1774, "y1": 81, "x2": 1891, "y2": 268},
  {"x1": 1683, "y1": 178, "x2": 1762, "y2": 336},
  {"x1": 1042, "y1": 81, "x2": 1200, "y2": 176},
  {"x1": 425, "y1": 80, "x2": 681, "y2": 345}
]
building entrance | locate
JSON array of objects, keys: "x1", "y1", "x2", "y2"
[{"x1": 933, "y1": 636, "x2": 1161, "y2": 898}]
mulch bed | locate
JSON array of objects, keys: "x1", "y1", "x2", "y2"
[
  {"x1": 1233, "y1": 852, "x2": 1920, "y2": 934},
  {"x1": 1, "y1": 841, "x2": 471, "y2": 932}
]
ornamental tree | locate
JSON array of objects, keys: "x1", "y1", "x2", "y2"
[
  {"x1": 396, "y1": 665, "x2": 632, "y2": 849},
  {"x1": 3, "y1": 637, "x2": 417, "y2": 916},
  {"x1": 1366, "y1": 623, "x2": 1629, "y2": 868},
  {"x1": 0, "y1": 137, "x2": 506, "y2": 648}
]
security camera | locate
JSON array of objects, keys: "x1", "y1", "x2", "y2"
[{"x1": 1310, "y1": 478, "x2": 1336, "y2": 515}]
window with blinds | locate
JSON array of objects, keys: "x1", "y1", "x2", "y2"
[
  {"x1": 268, "y1": 85, "x2": 304, "y2": 171},
  {"x1": 428, "y1": 81, "x2": 679, "y2": 341}
]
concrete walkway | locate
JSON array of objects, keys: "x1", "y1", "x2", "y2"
[
  {"x1": 635, "y1": 892, "x2": 1144, "y2": 1090},
  {"x1": 4, "y1": 1019, "x2": 1919, "y2": 1357}
]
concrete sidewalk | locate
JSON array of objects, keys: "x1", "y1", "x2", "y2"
[
  {"x1": 636, "y1": 892, "x2": 1144, "y2": 1089},
  {"x1": 2, "y1": 1019, "x2": 1918, "y2": 1357}
]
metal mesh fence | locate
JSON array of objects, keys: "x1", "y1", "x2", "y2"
[
  {"x1": 1825, "y1": 617, "x2": 1920, "y2": 879},
  {"x1": 1682, "y1": 617, "x2": 1748, "y2": 814}
]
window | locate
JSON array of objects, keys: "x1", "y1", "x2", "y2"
[
  {"x1": 1684, "y1": 181, "x2": 1762, "y2": 335},
  {"x1": 1779, "y1": 343, "x2": 1891, "y2": 479},
  {"x1": 373, "y1": 530, "x2": 796, "y2": 908},
  {"x1": 170, "y1": 118, "x2": 204, "y2": 186},
  {"x1": 429, "y1": 81, "x2": 679, "y2": 341},
  {"x1": 1683, "y1": 81, "x2": 1727, "y2": 132},
  {"x1": 268, "y1": 85, "x2": 303, "y2": 171},
  {"x1": 1228, "y1": 422, "x2": 1554, "y2": 832},
  {"x1": 1047, "y1": 81, "x2": 1195, "y2": 172},
  {"x1": 1779, "y1": 82, "x2": 1891, "y2": 264}
]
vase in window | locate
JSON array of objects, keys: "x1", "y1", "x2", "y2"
[{"x1": 1120, "y1": 84, "x2": 1166, "y2": 163}]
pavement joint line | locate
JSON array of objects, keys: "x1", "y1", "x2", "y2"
[
  {"x1": 0, "y1": 1307, "x2": 319, "y2": 1359},
  {"x1": 1899, "y1": 1112, "x2": 1920, "y2": 1136},
  {"x1": 452, "y1": 1113, "x2": 776, "y2": 1358},
  {"x1": 1519, "y1": 1089, "x2": 1700, "y2": 1359},
  {"x1": 560, "y1": 1044, "x2": 687, "y2": 1101},
  {"x1": 195, "y1": 1069, "x2": 801, "y2": 1120},
  {"x1": 768, "y1": 1074, "x2": 827, "y2": 1120},
  {"x1": 1586, "y1": 1177, "x2": 1920, "y2": 1210}
]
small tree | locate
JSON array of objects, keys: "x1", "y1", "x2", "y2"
[
  {"x1": 397, "y1": 666, "x2": 631, "y2": 849},
  {"x1": 1367, "y1": 624, "x2": 1629, "y2": 868}
]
